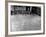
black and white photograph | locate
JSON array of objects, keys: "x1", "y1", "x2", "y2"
[{"x1": 8, "y1": 2, "x2": 44, "y2": 35}]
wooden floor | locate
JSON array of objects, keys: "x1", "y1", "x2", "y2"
[{"x1": 10, "y1": 14, "x2": 41, "y2": 32}]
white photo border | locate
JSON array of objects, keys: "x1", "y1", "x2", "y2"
[{"x1": 8, "y1": 2, "x2": 44, "y2": 35}]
